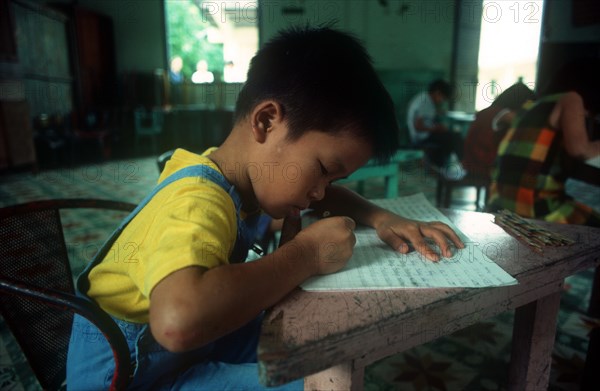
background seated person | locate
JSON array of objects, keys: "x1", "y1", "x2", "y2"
[
  {"x1": 462, "y1": 82, "x2": 536, "y2": 179},
  {"x1": 406, "y1": 79, "x2": 464, "y2": 170},
  {"x1": 191, "y1": 59, "x2": 214, "y2": 84},
  {"x1": 487, "y1": 60, "x2": 600, "y2": 227}
]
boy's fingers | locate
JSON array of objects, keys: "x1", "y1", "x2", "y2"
[
  {"x1": 380, "y1": 221, "x2": 462, "y2": 261},
  {"x1": 342, "y1": 216, "x2": 356, "y2": 232},
  {"x1": 378, "y1": 228, "x2": 409, "y2": 253},
  {"x1": 428, "y1": 231, "x2": 455, "y2": 258},
  {"x1": 414, "y1": 239, "x2": 440, "y2": 262},
  {"x1": 428, "y1": 222, "x2": 464, "y2": 248},
  {"x1": 418, "y1": 222, "x2": 465, "y2": 258}
]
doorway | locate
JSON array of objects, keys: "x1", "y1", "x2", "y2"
[{"x1": 475, "y1": 0, "x2": 544, "y2": 111}]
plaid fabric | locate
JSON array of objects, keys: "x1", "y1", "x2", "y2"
[{"x1": 489, "y1": 94, "x2": 600, "y2": 227}]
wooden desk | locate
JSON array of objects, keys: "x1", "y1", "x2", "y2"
[{"x1": 258, "y1": 208, "x2": 600, "y2": 390}]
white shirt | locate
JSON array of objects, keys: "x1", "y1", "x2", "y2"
[
  {"x1": 406, "y1": 91, "x2": 436, "y2": 144},
  {"x1": 191, "y1": 71, "x2": 214, "y2": 84}
]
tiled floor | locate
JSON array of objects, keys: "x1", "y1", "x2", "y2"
[{"x1": 0, "y1": 156, "x2": 490, "y2": 212}]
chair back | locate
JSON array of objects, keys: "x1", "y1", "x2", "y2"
[
  {"x1": 134, "y1": 108, "x2": 164, "y2": 136},
  {"x1": 0, "y1": 199, "x2": 136, "y2": 390},
  {"x1": 157, "y1": 149, "x2": 175, "y2": 173}
]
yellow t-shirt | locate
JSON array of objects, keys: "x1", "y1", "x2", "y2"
[{"x1": 87, "y1": 148, "x2": 238, "y2": 323}]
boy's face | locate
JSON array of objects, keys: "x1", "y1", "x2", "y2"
[
  {"x1": 431, "y1": 91, "x2": 447, "y2": 105},
  {"x1": 249, "y1": 125, "x2": 372, "y2": 218}
]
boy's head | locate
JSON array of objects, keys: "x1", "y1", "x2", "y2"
[
  {"x1": 427, "y1": 79, "x2": 452, "y2": 104},
  {"x1": 234, "y1": 26, "x2": 399, "y2": 162}
]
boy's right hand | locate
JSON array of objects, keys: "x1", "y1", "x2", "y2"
[{"x1": 292, "y1": 216, "x2": 356, "y2": 275}]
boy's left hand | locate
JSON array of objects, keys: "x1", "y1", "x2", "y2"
[{"x1": 374, "y1": 213, "x2": 464, "y2": 262}]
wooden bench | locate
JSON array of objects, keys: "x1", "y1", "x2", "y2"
[{"x1": 337, "y1": 149, "x2": 423, "y2": 198}]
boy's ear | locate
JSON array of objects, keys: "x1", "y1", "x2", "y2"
[{"x1": 251, "y1": 100, "x2": 283, "y2": 143}]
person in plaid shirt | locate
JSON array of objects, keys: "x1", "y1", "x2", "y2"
[{"x1": 488, "y1": 67, "x2": 600, "y2": 227}]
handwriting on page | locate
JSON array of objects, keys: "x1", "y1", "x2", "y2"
[{"x1": 301, "y1": 193, "x2": 517, "y2": 291}]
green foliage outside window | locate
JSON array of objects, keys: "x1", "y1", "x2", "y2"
[{"x1": 166, "y1": 0, "x2": 224, "y2": 80}]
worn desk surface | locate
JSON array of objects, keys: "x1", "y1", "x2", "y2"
[{"x1": 258, "y1": 208, "x2": 600, "y2": 390}]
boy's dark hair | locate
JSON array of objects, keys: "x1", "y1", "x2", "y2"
[
  {"x1": 428, "y1": 79, "x2": 452, "y2": 99},
  {"x1": 234, "y1": 26, "x2": 399, "y2": 162}
]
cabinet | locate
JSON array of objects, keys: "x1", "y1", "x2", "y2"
[
  {"x1": 12, "y1": 0, "x2": 73, "y2": 117},
  {"x1": 1, "y1": 0, "x2": 72, "y2": 171},
  {"x1": 0, "y1": 100, "x2": 36, "y2": 170},
  {"x1": 52, "y1": 3, "x2": 117, "y2": 127}
]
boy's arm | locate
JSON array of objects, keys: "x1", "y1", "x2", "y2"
[
  {"x1": 310, "y1": 185, "x2": 464, "y2": 261},
  {"x1": 149, "y1": 215, "x2": 355, "y2": 353},
  {"x1": 414, "y1": 116, "x2": 448, "y2": 133}
]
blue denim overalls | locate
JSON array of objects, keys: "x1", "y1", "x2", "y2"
[{"x1": 66, "y1": 165, "x2": 302, "y2": 390}]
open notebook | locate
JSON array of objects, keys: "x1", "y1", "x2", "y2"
[{"x1": 301, "y1": 193, "x2": 517, "y2": 291}]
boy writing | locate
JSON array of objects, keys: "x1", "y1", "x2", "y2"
[{"x1": 67, "y1": 26, "x2": 463, "y2": 390}]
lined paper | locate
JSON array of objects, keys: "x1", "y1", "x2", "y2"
[{"x1": 301, "y1": 193, "x2": 517, "y2": 291}]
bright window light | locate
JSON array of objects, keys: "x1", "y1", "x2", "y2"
[
  {"x1": 476, "y1": 0, "x2": 544, "y2": 111},
  {"x1": 164, "y1": 0, "x2": 258, "y2": 84}
]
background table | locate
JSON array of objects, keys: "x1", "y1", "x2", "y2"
[
  {"x1": 258, "y1": 208, "x2": 600, "y2": 390},
  {"x1": 445, "y1": 111, "x2": 475, "y2": 135}
]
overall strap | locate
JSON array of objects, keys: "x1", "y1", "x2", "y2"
[{"x1": 76, "y1": 165, "x2": 244, "y2": 295}]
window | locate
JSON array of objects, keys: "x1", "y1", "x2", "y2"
[
  {"x1": 475, "y1": 0, "x2": 544, "y2": 111},
  {"x1": 164, "y1": 0, "x2": 258, "y2": 84}
]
